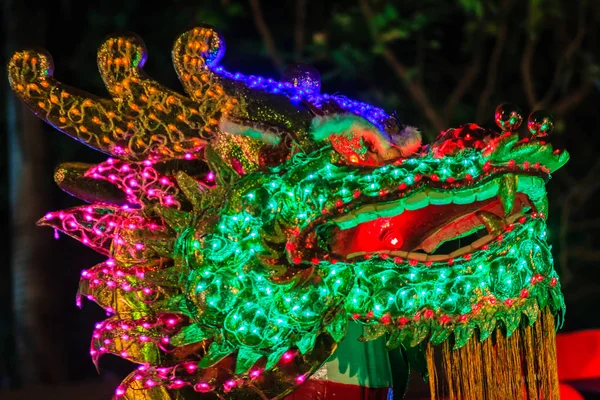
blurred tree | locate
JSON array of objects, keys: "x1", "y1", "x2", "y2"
[
  {"x1": 3, "y1": 0, "x2": 69, "y2": 387},
  {"x1": 2, "y1": 0, "x2": 599, "y2": 391}
]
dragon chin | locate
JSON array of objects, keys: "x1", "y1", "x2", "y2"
[{"x1": 9, "y1": 25, "x2": 568, "y2": 400}]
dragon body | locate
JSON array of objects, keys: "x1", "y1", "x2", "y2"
[{"x1": 8, "y1": 26, "x2": 568, "y2": 399}]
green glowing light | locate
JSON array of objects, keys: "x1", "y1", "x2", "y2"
[{"x1": 169, "y1": 135, "x2": 565, "y2": 369}]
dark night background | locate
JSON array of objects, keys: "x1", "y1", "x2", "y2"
[{"x1": 1, "y1": 0, "x2": 599, "y2": 398}]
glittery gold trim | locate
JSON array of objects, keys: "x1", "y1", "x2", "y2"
[{"x1": 427, "y1": 307, "x2": 559, "y2": 399}]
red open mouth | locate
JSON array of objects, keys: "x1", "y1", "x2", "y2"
[{"x1": 331, "y1": 193, "x2": 532, "y2": 262}]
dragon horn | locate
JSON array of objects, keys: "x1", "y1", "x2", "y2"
[
  {"x1": 8, "y1": 49, "x2": 135, "y2": 158},
  {"x1": 171, "y1": 26, "x2": 228, "y2": 102},
  {"x1": 173, "y1": 27, "x2": 314, "y2": 145},
  {"x1": 8, "y1": 27, "x2": 316, "y2": 163},
  {"x1": 96, "y1": 33, "x2": 212, "y2": 159}
]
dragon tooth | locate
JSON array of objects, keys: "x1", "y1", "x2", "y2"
[
  {"x1": 429, "y1": 190, "x2": 452, "y2": 205},
  {"x1": 406, "y1": 252, "x2": 428, "y2": 262},
  {"x1": 448, "y1": 245, "x2": 473, "y2": 259},
  {"x1": 426, "y1": 254, "x2": 450, "y2": 262},
  {"x1": 404, "y1": 192, "x2": 428, "y2": 210},
  {"x1": 476, "y1": 210, "x2": 504, "y2": 235},
  {"x1": 452, "y1": 191, "x2": 476, "y2": 205},
  {"x1": 498, "y1": 174, "x2": 517, "y2": 216},
  {"x1": 346, "y1": 251, "x2": 366, "y2": 259},
  {"x1": 389, "y1": 250, "x2": 408, "y2": 258},
  {"x1": 472, "y1": 234, "x2": 494, "y2": 249}
]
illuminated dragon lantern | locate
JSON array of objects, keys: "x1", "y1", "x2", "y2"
[{"x1": 8, "y1": 26, "x2": 569, "y2": 399}]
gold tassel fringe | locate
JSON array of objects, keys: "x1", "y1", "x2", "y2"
[{"x1": 425, "y1": 307, "x2": 560, "y2": 399}]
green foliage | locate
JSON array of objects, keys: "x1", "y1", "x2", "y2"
[
  {"x1": 458, "y1": 0, "x2": 484, "y2": 18},
  {"x1": 526, "y1": 0, "x2": 564, "y2": 35}
]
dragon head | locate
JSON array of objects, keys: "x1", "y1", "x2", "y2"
[{"x1": 8, "y1": 26, "x2": 568, "y2": 399}]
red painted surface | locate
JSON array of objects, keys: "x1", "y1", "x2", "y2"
[
  {"x1": 557, "y1": 330, "x2": 600, "y2": 381},
  {"x1": 332, "y1": 194, "x2": 529, "y2": 255},
  {"x1": 284, "y1": 380, "x2": 392, "y2": 400},
  {"x1": 559, "y1": 384, "x2": 585, "y2": 400}
]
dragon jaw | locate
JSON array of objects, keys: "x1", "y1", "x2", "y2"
[{"x1": 8, "y1": 25, "x2": 568, "y2": 400}]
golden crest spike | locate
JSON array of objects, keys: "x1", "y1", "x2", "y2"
[
  {"x1": 153, "y1": 205, "x2": 191, "y2": 232},
  {"x1": 97, "y1": 34, "x2": 212, "y2": 158},
  {"x1": 171, "y1": 27, "x2": 229, "y2": 102},
  {"x1": 54, "y1": 162, "x2": 130, "y2": 205},
  {"x1": 8, "y1": 49, "x2": 134, "y2": 159},
  {"x1": 175, "y1": 171, "x2": 207, "y2": 211}
]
